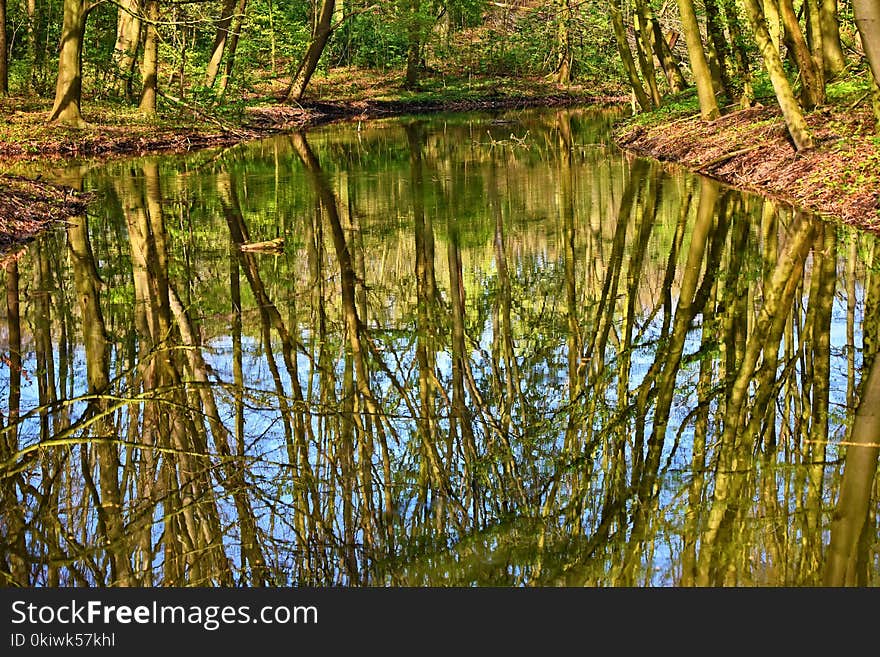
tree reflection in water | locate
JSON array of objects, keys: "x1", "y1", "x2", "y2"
[{"x1": 1, "y1": 108, "x2": 878, "y2": 586}]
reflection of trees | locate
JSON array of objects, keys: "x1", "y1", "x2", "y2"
[{"x1": 3, "y1": 109, "x2": 880, "y2": 586}]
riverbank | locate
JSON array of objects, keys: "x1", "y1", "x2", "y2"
[
  {"x1": 613, "y1": 84, "x2": 880, "y2": 231},
  {"x1": 2, "y1": 70, "x2": 879, "y2": 258},
  {"x1": 0, "y1": 73, "x2": 621, "y2": 257}
]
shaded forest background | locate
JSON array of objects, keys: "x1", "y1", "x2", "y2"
[{"x1": 0, "y1": 0, "x2": 878, "y2": 148}]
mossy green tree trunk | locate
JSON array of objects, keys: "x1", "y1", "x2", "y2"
[
  {"x1": 609, "y1": 0, "x2": 654, "y2": 110},
  {"x1": 854, "y1": 0, "x2": 880, "y2": 93},
  {"x1": 819, "y1": 0, "x2": 846, "y2": 77},
  {"x1": 742, "y1": 0, "x2": 814, "y2": 149},
  {"x1": 285, "y1": 0, "x2": 336, "y2": 101},
  {"x1": 0, "y1": 0, "x2": 8, "y2": 94},
  {"x1": 205, "y1": 0, "x2": 238, "y2": 87},
  {"x1": 676, "y1": 0, "x2": 720, "y2": 119},
  {"x1": 778, "y1": 0, "x2": 824, "y2": 107},
  {"x1": 405, "y1": 0, "x2": 426, "y2": 89},
  {"x1": 552, "y1": 0, "x2": 573, "y2": 84}
]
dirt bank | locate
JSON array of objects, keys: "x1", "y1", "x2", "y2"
[
  {"x1": 614, "y1": 101, "x2": 880, "y2": 231},
  {"x1": 0, "y1": 176, "x2": 91, "y2": 263},
  {"x1": 0, "y1": 89, "x2": 622, "y2": 255}
]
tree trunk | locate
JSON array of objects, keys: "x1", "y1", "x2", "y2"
[
  {"x1": 217, "y1": 0, "x2": 248, "y2": 95},
  {"x1": 704, "y1": 0, "x2": 735, "y2": 100},
  {"x1": 650, "y1": 16, "x2": 686, "y2": 93},
  {"x1": 778, "y1": 0, "x2": 824, "y2": 107},
  {"x1": 633, "y1": 0, "x2": 661, "y2": 104},
  {"x1": 48, "y1": 0, "x2": 90, "y2": 125},
  {"x1": 722, "y1": 0, "x2": 754, "y2": 106},
  {"x1": 139, "y1": 0, "x2": 159, "y2": 114},
  {"x1": 676, "y1": 0, "x2": 720, "y2": 119},
  {"x1": 742, "y1": 0, "x2": 814, "y2": 149},
  {"x1": 1, "y1": 0, "x2": 8, "y2": 94},
  {"x1": 285, "y1": 0, "x2": 335, "y2": 102},
  {"x1": 405, "y1": 0, "x2": 422, "y2": 89},
  {"x1": 111, "y1": 0, "x2": 141, "y2": 97},
  {"x1": 764, "y1": 0, "x2": 781, "y2": 50},
  {"x1": 854, "y1": 0, "x2": 880, "y2": 93},
  {"x1": 204, "y1": 0, "x2": 237, "y2": 87},
  {"x1": 552, "y1": 0, "x2": 573, "y2": 84},
  {"x1": 27, "y1": 0, "x2": 38, "y2": 90},
  {"x1": 823, "y1": 344, "x2": 880, "y2": 585},
  {"x1": 609, "y1": 0, "x2": 654, "y2": 111},
  {"x1": 819, "y1": 0, "x2": 846, "y2": 77}
]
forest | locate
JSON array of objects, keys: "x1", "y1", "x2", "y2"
[{"x1": 0, "y1": 0, "x2": 877, "y2": 139}]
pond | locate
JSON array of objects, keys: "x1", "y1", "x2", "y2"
[{"x1": 1, "y1": 107, "x2": 879, "y2": 586}]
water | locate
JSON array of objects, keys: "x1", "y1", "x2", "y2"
[{"x1": 1, "y1": 107, "x2": 878, "y2": 586}]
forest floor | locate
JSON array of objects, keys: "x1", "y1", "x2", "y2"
[{"x1": 2, "y1": 68, "x2": 879, "y2": 259}]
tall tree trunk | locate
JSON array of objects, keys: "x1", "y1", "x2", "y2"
[
  {"x1": 824, "y1": 343, "x2": 880, "y2": 585},
  {"x1": 633, "y1": 0, "x2": 662, "y2": 104},
  {"x1": 764, "y1": 0, "x2": 781, "y2": 49},
  {"x1": 650, "y1": 14, "x2": 687, "y2": 93},
  {"x1": 405, "y1": 0, "x2": 422, "y2": 89},
  {"x1": 704, "y1": 0, "x2": 735, "y2": 100},
  {"x1": 27, "y1": 0, "x2": 38, "y2": 90},
  {"x1": 742, "y1": 0, "x2": 814, "y2": 149},
  {"x1": 676, "y1": 0, "x2": 721, "y2": 119},
  {"x1": 778, "y1": 0, "x2": 824, "y2": 107},
  {"x1": 205, "y1": 0, "x2": 238, "y2": 87},
  {"x1": 217, "y1": 0, "x2": 247, "y2": 95},
  {"x1": 1, "y1": 0, "x2": 8, "y2": 94},
  {"x1": 722, "y1": 0, "x2": 754, "y2": 106},
  {"x1": 552, "y1": 0, "x2": 573, "y2": 83},
  {"x1": 819, "y1": 0, "x2": 846, "y2": 77},
  {"x1": 139, "y1": 0, "x2": 159, "y2": 114},
  {"x1": 854, "y1": 0, "x2": 880, "y2": 95},
  {"x1": 285, "y1": 0, "x2": 335, "y2": 102},
  {"x1": 111, "y1": 0, "x2": 141, "y2": 97},
  {"x1": 609, "y1": 0, "x2": 654, "y2": 111},
  {"x1": 48, "y1": 0, "x2": 91, "y2": 125}
]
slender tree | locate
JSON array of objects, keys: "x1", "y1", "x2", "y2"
[
  {"x1": 742, "y1": 0, "x2": 814, "y2": 149},
  {"x1": 139, "y1": 0, "x2": 159, "y2": 113},
  {"x1": 111, "y1": 0, "x2": 141, "y2": 97},
  {"x1": 676, "y1": 0, "x2": 721, "y2": 119},
  {"x1": 285, "y1": 0, "x2": 336, "y2": 101},
  {"x1": 0, "y1": 0, "x2": 8, "y2": 95}
]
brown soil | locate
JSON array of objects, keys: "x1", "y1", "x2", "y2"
[
  {"x1": 614, "y1": 102, "x2": 880, "y2": 231},
  {"x1": 0, "y1": 176, "x2": 91, "y2": 262}
]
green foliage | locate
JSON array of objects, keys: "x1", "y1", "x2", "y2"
[{"x1": 332, "y1": 9, "x2": 411, "y2": 70}]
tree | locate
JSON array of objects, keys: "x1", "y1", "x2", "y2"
[
  {"x1": 551, "y1": 0, "x2": 573, "y2": 84},
  {"x1": 854, "y1": 0, "x2": 880, "y2": 93},
  {"x1": 609, "y1": 0, "x2": 654, "y2": 111},
  {"x1": 48, "y1": 0, "x2": 94, "y2": 126},
  {"x1": 778, "y1": 0, "x2": 824, "y2": 108},
  {"x1": 818, "y1": 0, "x2": 846, "y2": 77},
  {"x1": 742, "y1": 0, "x2": 814, "y2": 149},
  {"x1": 111, "y1": 0, "x2": 142, "y2": 98},
  {"x1": 0, "y1": 0, "x2": 7, "y2": 95},
  {"x1": 139, "y1": 0, "x2": 159, "y2": 114},
  {"x1": 676, "y1": 0, "x2": 720, "y2": 120},
  {"x1": 205, "y1": 0, "x2": 237, "y2": 87},
  {"x1": 285, "y1": 0, "x2": 336, "y2": 102}
]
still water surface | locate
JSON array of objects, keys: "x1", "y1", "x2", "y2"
[{"x1": 2, "y1": 108, "x2": 879, "y2": 586}]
